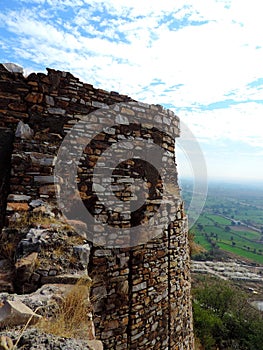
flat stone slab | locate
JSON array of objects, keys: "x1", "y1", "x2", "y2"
[
  {"x1": 34, "y1": 175, "x2": 55, "y2": 184},
  {"x1": 6, "y1": 202, "x2": 30, "y2": 211},
  {"x1": 7, "y1": 194, "x2": 31, "y2": 202},
  {"x1": 0, "y1": 300, "x2": 41, "y2": 327},
  {"x1": 41, "y1": 274, "x2": 92, "y2": 285},
  {"x1": 2, "y1": 63, "x2": 23, "y2": 74}
]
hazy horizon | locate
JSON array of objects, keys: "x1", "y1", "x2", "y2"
[{"x1": 179, "y1": 175, "x2": 263, "y2": 187}]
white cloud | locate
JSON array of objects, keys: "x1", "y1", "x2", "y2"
[
  {"x1": 1, "y1": 0, "x2": 263, "y2": 181},
  {"x1": 1, "y1": 2, "x2": 262, "y2": 100},
  {"x1": 180, "y1": 102, "x2": 263, "y2": 148}
]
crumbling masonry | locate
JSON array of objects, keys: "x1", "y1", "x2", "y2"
[{"x1": 0, "y1": 63, "x2": 194, "y2": 349}]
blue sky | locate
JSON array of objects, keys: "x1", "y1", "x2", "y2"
[{"x1": 0, "y1": 0, "x2": 263, "y2": 182}]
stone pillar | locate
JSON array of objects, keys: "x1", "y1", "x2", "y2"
[{"x1": 60, "y1": 103, "x2": 195, "y2": 349}]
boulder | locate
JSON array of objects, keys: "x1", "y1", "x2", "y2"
[{"x1": 0, "y1": 300, "x2": 41, "y2": 328}]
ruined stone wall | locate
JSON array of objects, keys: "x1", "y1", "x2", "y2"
[
  {"x1": 0, "y1": 128, "x2": 13, "y2": 230},
  {"x1": 0, "y1": 64, "x2": 194, "y2": 349}
]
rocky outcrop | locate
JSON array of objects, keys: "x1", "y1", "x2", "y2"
[{"x1": 0, "y1": 328, "x2": 103, "y2": 350}]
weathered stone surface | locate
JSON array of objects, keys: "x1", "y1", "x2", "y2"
[
  {"x1": 0, "y1": 328, "x2": 102, "y2": 349},
  {"x1": 16, "y1": 230, "x2": 44, "y2": 258},
  {"x1": 39, "y1": 184, "x2": 58, "y2": 195},
  {"x1": 73, "y1": 244, "x2": 91, "y2": 268},
  {"x1": 2, "y1": 63, "x2": 23, "y2": 74},
  {"x1": 47, "y1": 107, "x2": 66, "y2": 115},
  {"x1": 29, "y1": 153, "x2": 56, "y2": 167},
  {"x1": 7, "y1": 194, "x2": 31, "y2": 202},
  {"x1": 15, "y1": 121, "x2": 33, "y2": 139},
  {"x1": 41, "y1": 274, "x2": 91, "y2": 285},
  {"x1": 0, "y1": 283, "x2": 84, "y2": 316},
  {"x1": 34, "y1": 176, "x2": 55, "y2": 184},
  {"x1": 8, "y1": 101, "x2": 27, "y2": 112},
  {"x1": 15, "y1": 252, "x2": 39, "y2": 286},
  {"x1": 29, "y1": 199, "x2": 45, "y2": 207},
  {"x1": 0, "y1": 300, "x2": 41, "y2": 327},
  {"x1": 86, "y1": 340, "x2": 104, "y2": 350},
  {"x1": 25, "y1": 92, "x2": 43, "y2": 104},
  {"x1": 6, "y1": 202, "x2": 29, "y2": 211}
]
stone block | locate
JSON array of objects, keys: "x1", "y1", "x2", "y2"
[
  {"x1": 34, "y1": 175, "x2": 55, "y2": 184},
  {"x1": 2, "y1": 63, "x2": 23, "y2": 73},
  {"x1": 86, "y1": 340, "x2": 104, "y2": 350},
  {"x1": 73, "y1": 244, "x2": 91, "y2": 266},
  {"x1": 47, "y1": 107, "x2": 66, "y2": 115},
  {"x1": 15, "y1": 121, "x2": 33, "y2": 139},
  {"x1": 41, "y1": 273, "x2": 92, "y2": 285},
  {"x1": 39, "y1": 184, "x2": 58, "y2": 196},
  {"x1": 0, "y1": 300, "x2": 41, "y2": 328},
  {"x1": 7, "y1": 194, "x2": 31, "y2": 202},
  {"x1": 25, "y1": 92, "x2": 43, "y2": 104},
  {"x1": 15, "y1": 252, "x2": 39, "y2": 283},
  {"x1": 29, "y1": 153, "x2": 56, "y2": 167},
  {"x1": 6, "y1": 202, "x2": 29, "y2": 211}
]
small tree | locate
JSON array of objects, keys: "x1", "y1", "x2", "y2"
[{"x1": 193, "y1": 277, "x2": 263, "y2": 350}]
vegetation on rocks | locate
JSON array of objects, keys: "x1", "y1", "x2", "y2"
[{"x1": 36, "y1": 276, "x2": 92, "y2": 339}]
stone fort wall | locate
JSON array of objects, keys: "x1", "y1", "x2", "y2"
[{"x1": 0, "y1": 64, "x2": 194, "y2": 349}]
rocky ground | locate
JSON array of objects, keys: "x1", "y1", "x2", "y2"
[
  {"x1": 0, "y1": 328, "x2": 102, "y2": 350},
  {"x1": 191, "y1": 260, "x2": 263, "y2": 282},
  {"x1": 0, "y1": 203, "x2": 103, "y2": 349},
  {"x1": 191, "y1": 259, "x2": 263, "y2": 310}
]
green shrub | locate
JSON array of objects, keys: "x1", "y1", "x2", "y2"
[{"x1": 193, "y1": 277, "x2": 263, "y2": 349}]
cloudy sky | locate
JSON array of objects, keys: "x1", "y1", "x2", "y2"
[{"x1": 0, "y1": 0, "x2": 263, "y2": 183}]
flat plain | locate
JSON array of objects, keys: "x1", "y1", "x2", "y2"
[{"x1": 181, "y1": 179, "x2": 263, "y2": 264}]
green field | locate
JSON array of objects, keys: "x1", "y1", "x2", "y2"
[
  {"x1": 193, "y1": 213, "x2": 263, "y2": 264},
  {"x1": 181, "y1": 180, "x2": 263, "y2": 264}
]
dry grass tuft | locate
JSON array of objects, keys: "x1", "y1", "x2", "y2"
[
  {"x1": 188, "y1": 231, "x2": 206, "y2": 257},
  {"x1": 2, "y1": 212, "x2": 84, "y2": 262},
  {"x1": 0, "y1": 241, "x2": 16, "y2": 261},
  {"x1": 8, "y1": 212, "x2": 72, "y2": 231},
  {"x1": 36, "y1": 276, "x2": 92, "y2": 339}
]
